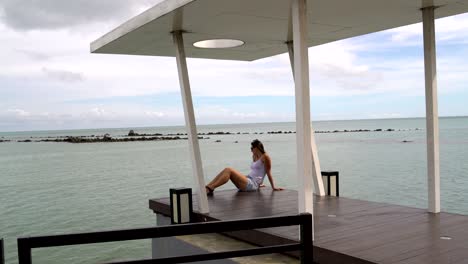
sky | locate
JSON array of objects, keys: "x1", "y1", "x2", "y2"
[{"x1": 1, "y1": 1, "x2": 468, "y2": 132}]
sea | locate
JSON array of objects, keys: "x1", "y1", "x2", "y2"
[{"x1": 1, "y1": 117, "x2": 468, "y2": 263}]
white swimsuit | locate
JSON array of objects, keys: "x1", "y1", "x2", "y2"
[{"x1": 245, "y1": 159, "x2": 266, "y2": 191}]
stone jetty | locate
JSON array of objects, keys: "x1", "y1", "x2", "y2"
[{"x1": 1, "y1": 127, "x2": 422, "y2": 143}]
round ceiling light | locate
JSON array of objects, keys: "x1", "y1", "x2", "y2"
[{"x1": 193, "y1": 39, "x2": 244, "y2": 49}]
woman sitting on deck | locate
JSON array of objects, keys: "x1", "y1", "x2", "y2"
[{"x1": 205, "y1": 139, "x2": 283, "y2": 195}]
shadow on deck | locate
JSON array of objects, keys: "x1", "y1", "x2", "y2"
[{"x1": 150, "y1": 189, "x2": 468, "y2": 264}]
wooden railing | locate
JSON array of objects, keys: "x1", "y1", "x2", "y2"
[{"x1": 17, "y1": 213, "x2": 312, "y2": 264}]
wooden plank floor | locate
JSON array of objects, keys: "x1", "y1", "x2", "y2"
[{"x1": 149, "y1": 189, "x2": 468, "y2": 264}]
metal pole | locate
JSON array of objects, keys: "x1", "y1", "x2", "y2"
[
  {"x1": 422, "y1": 6, "x2": 440, "y2": 213},
  {"x1": 291, "y1": 0, "x2": 315, "y2": 239},
  {"x1": 287, "y1": 42, "x2": 325, "y2": 197},
  {"x1": 173, "y1": 31, "x2": 210, "y2": 214}
]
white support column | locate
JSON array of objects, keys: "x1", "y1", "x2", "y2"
[
  {"x1": 310, "y1": 125, "x2": 325, "y2": 196},
  {"x1": 173, "y1": 31, "x2": 209, "y2": 214},
  {"x1": 292, "y1": 0, "x2": 314, "y2": 222},
  {"x1": 422, "y1": 7, "x2": 440, "y2": 213},
  {"x1": 287, "y1": 42, "x2": 325, "y2": 197},
  {"x1": 287, "y1": 41, "x2": 295, "y2": 74}
]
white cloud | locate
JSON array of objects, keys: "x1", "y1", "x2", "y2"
[
  {"x1": 369, "y1": 113, "x2": 403, "y2": 119},
  {"x1": 0, "y1": 0, "x2": 162, "y2": 30},
  {"x1": 307, "y1": 42, "x2": 385, "y2": 96},
  {"x1": 15, "y1": 49, "x2": 52, "y2": 60},
  {"x1": 80, "y1": 107, "x2": 117, "y2": 120},
  {"x1": 194, "y1": 105, "x2": 293, "y2": 124},
  {"x1": 0, "y1": 8, "x2": 422, "y2": 101},
  {"x1": 145, "y1": 111, "x2": 165, "y2": 118},
  {"x1": 0, "y1": 105, "x2": 292, "y2": 131},
  {"x1": 42, "y1": 67, "x2": 84, "y2": 82},
  {"x1": 3, "y1": 109, "x2": 64, "y2": 121},
  {"x1": 232, "y1": 112, "x2": 269, "y2": 119},
  {"x1": 388, "y1": 13, "x2": 468, "y2": 45},
  {"x1": 0, "y1": 1, "x2": 467, "y2": 131},
  {"x1": 6, "y1": 108, "x2": 31, "y2": 118}
]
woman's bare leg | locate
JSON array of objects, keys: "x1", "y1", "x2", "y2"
[
  {"x1": 207, "y1": 168, "x2": 230, "y2": 188},
  {"x1": 206, "y1": 167, "x2": 248, "y2": 191},
  {"x1": 227, "y1": 168, "x2": 249, "y2": 190}
]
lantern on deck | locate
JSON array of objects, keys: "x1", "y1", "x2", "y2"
[
  {"x1": 321, "y1": 171, "x2": 340, "y2": 197},
  {"x1": 170, "y1": 188, "x2": 193, "y2": 224}
]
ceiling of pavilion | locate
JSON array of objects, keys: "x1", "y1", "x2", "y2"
[{"x1": 91, "y1": 0, "x2": 468, "y2": 61}]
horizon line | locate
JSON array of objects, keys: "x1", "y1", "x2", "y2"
[{"x1": 1, "y1": 115, "x2": 467, "y2": 134}]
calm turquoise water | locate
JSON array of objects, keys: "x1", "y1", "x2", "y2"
[{"x1": 1, "y1": 117, "x2": 468, "y2": 263}]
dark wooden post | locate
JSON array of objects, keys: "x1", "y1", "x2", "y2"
[
  {"x1": 17, "y1": 238, "x2": 32, "y2": 264},
  {"x1": 1, "y1": 238, "x2": 5, "y2": 264},
  {"x1": 300, "y1": 213, "x2": 313, "y2": 264}
]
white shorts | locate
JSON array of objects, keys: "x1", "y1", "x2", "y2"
[{"x1": 243, "y1": 175, "x2": 259, "y2": 191}]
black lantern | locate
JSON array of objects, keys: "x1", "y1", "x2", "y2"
[
  {"x1": 321, "y1": 171, "x2": 339, "y2": 196},
  {"x1": 170, "y1": 188, "x2": 193, "y2": 224}
]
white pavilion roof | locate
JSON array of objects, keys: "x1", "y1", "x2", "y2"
[{"x1": 91, "y1": 0, "x2": 468, "y2": 61}]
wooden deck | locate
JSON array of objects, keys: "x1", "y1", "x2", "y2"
[{"x1": 149, "y1": 189, "x2": 468, "y2": 264}]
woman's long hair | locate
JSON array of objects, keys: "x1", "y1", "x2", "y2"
[{"x1": 251, "y1": 139, "x2": 265, "y2": 154}]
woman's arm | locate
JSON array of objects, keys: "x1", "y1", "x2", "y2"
[{"x1": 264, "y1": 155, "x2": 283, "y2": 191}]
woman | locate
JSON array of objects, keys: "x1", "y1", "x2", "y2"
[{"x1": 205, "y1": 139, "x2": 283, "y2": 195}]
